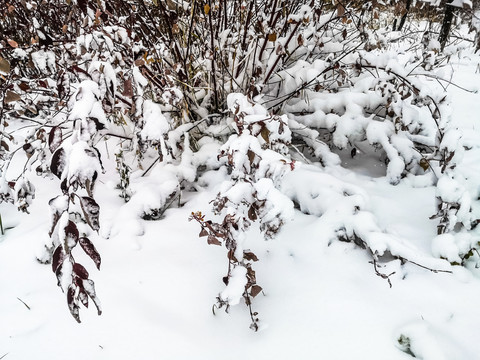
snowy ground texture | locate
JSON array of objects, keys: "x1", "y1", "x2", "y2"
[{"x1": 2, "y1": 47, "x2": 480, "y2": 360}]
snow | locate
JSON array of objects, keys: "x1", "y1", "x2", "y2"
[{"x1": 3, "y1": 16, "x2": 480, "y2": 360}]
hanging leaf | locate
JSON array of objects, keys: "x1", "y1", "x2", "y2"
[
  {"x1": 250, "y1": 285, "x2": 263, "y2": 298},
  {"x1": 48, "y1": 195, "x2": 68, "y2": 236},
  {"x1": 207, "y1": 235, "x2": 222, "y2": 246},
  {"x1": 79, "y1": 237, "x2": 101, "y2": 270},
  {"x1": 73, "y1": 263, "x2": 89, "y2": 280},
  {"x1": 64, "y1": 220, "x2": 79, "y2": 249},
  {"x1": 83, "y1": 279, "x2": 102, "y2": 315},
  {"x1": 204, "y1": 4, "x2": 210, "y2": 14},
  {"x1": 48, "y1": 127, "x2": 63, "y2": 153},
  {"x1": 79, "y1": 196, "x2": 100, "y2": 231},
  {"x1": 50, "y1": 147, "x2": 66, "y2": 179},
  {"x1": 67, "y1": 284, "x2": 81, "y2": 323},
  {"x1": 52, "y1": 245, "x2": 65, "y2": 273},
  {"x1": 199, "y1": 228, "x2": 208, "y2": 237},
  {"x1": 243, "y1": 251, "x2": 259, "y2": 262},
  {"x1": 78, "y1": 285, "x2": 89, "y2": 308}
]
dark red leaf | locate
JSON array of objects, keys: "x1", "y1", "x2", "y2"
[
  {"x1": 48, "y1": 195, "x2": 68, "y2": 236},
  {"x1": 67, "y1": 284, "x2": 81, "y2": 323},
  {"x1": 79, "y1": 196, "x2": 100, "y2": 231},
  {"x1": 64, "y1": 221, "x2": 79, "y2": 249},
  {"x1": 78, "y1": 284, "x2": 89, "y2": 308},
  {"x1": 50, "y1": 147, "x2": 66, "y2": 179},
  {"x1": 52, "y1": 245, "x2": 65, "y2": 273},
  {"x1": 248, "y1": 205, "x2": 257, "y2": 221},
  {"x1": 48, "y1": 126, "x2": 63, "y2": 153},
  {"x1": 83, "y1": 279, "x2": 102, "y2": 315},
  {"x1": 73, "y1": 263, "x2": 89, "y2": 280},
  {"x1": 79, "y1": 237, "x2": 101, "y2": 270}
]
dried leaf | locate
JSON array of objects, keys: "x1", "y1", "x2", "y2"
[
  {"x1": 247, "y1": 150, "x2": 256, "y2": 165},
  {"x1": 250, "y1": 285, "x2": 263, "y2": 298},
  {"x1": 7, "y1": 39, "x2": 18, "y2": 48},
  {"x1": 79, "y1": 237, "x2": 101, "y2": 270},
  {"x1": 419, "y1": 158, "x2": 429, "y2": 171},
  {"x1": 260, "y1": 127, "x2": 270, "y2": 144},
  {"x1": 1, "y1": 140, "x2": 9, "y2": 151},
  {"x1": 199, "y1": 228, "x2": 208, "y2": 237},
  {"x1": 204, "y1": 4, "x2": 210, "y2": 14},
  {"x1": 207, "y1": 235, "x2": 222, "y2": 246},
  {"x1": 122, "y1": 78, "x2": 133, "y2": 98},
  {"x1": 4, "y1": 90, "x2": 21, "y2": 103},
  {"x1": 244, "y1": 251, "x2": 259, "y2": 262},
  {"x1": 268, "y1": 33, "x2": 277, "y2": 42},
  {"x1": 0, "y1": 57, "x2": 11, "y2": 74}
]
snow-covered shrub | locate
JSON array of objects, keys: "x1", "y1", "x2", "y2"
[
  {"x1": 1, "y1": 0, "x2": 479, "y2": 329},
  {"x1": 190, "y1": 94, "x2": 294, "y2": 331}
]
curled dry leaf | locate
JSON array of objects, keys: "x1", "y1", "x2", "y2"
[{"x1": 7, "y1": 39, "x2": 18, "y2": 48}]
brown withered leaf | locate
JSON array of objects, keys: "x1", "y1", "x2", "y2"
[
  {"x1": 207, "y1": 235, "x2": 222, "y2": 246},
  {"x1": 199, "y1": 228, "x2": 208, "y2": 237},
  {"x1": 247, "y1": 150, "x2": 255, "y2": 165},
  {"x1": 250, "y1": 285, "x2": 263, "y2": 298},
  {"x1": 4, "y1": 90, "x2": 21, "y2": 103},
  {"x1": 419, "y1": 158, "x2": 429, "y2": 171},
  {"x1": 122, "y1": 78, "x2": 133, "y2": 98},
  {"x1": 268, "y1": 33, "x2": 277, "y2": 42},
  {"x1": 244, "y1": 251, "x2": 259, "y2": 262},
  {"x1": 7, "y1": 39, "x2": 18, "y2": 48},
  {"x1": 260, "y1": 127, "x2": 270, "y2": 144},
  {"x1": 0, "y1": 57, "x2": 11, "y2": 74}
]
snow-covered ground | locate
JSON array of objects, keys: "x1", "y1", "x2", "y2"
[{"x1": 1, "y1": 51, "x2": 480, "y2": 360}]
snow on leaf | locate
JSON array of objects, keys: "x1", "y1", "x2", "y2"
[
  {"x1": 67, "y1": 284, "x2": 81, "y2": 323},
  {"x1": 64, "y1": 220, "x2": 79, "y2": 250},
  {"x1": 50, "y1": 147, "x2": 67, "y2": 179},
  {"x1": 83, "y1": 279, "x2": 102, "y2": 316},
  {"x1": 207, "y1": 235, "x2": 222, "y2": 246},
  {"x1": 48, "y1": 126, "x2": 63, "y2": 153},
  {"x1": 73, "y1": 263, "x2": 89, "y2": 280},
  {"x1": 52, "y1": 245, "x2": 65, "y2": 273},
  {"x1": 79, "y1": 196, "x2": 100, "y2": 231},
  {"x1": 79, "y1": 237, "x2": 101, "y2": 270},
  {"x1": 48, "y1": 195, "x2": 68, "y2": 236}
]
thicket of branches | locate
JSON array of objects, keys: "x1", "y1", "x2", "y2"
[{"x1": 1, "y1": 0, "x2": 479, "y2": 328}]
